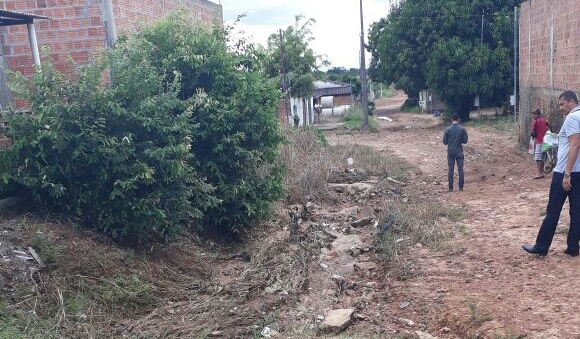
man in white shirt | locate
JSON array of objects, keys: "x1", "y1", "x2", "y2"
[{"x1": 523, "y1": 90, "x2": 580, "y2": 257}]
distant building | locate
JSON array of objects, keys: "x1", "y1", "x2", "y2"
[
  {"x1": 0, "y1": 0, "x2": 223, "y2": 109},
  {"x1": 313, "y1": 80, "x2": 354, "y2": 108},
  {"x1": 278, "y1": 80, "x2": 355, "y2": 127},
  {"x1": 418, "y1": 89, "x2": 445, "y2": 115}
]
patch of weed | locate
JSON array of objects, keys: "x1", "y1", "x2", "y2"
[
  {"x1": 400, "y1": 105, "x2": 422, "y2": 114},
  {"x1": 457, "y1": 224, "x2": 469, "y2": 235},
  {"x1": 469, "y1": 116, "x2": 516, "y2": 134},
  {"x1": 93, "y1": 276, "x2": 157, "y2": 310},
  {"x1": 343, "y1": 106, "x2": 378, "y2": 132},
  {"x1": 466, "y1": 300, "x2": 493, "y2": 326},
  {"x1": 65, "y1": 295, "x2": 87, "y2": 316},
  {"x1": 0, "y1": 301, "x2": 52, "y2": 339},
  {"x1": 441, "y1": 207, "x2": 465, "y2": 222},
  {"x1": 30, "y1": 235, "x2": 63, "y2": 268}
]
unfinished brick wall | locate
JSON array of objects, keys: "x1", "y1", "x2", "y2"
[
  {"x1": 0, "y1": 0, "x2": 222, "y2": 108},
  {"x1": 113, "y1": 0, "x2": 222, "y2": 35},
  {"x1": 0, "y1": 0, "x2": 107, "y2": 78},
  {"x1": 518, "y1": 0, "x2": 580, "y2": 145}
]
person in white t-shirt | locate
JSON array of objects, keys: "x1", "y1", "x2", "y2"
[{"x1": 523, "y1": 90, "x2": 580, "y2": 257}]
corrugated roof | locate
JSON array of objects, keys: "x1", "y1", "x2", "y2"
[
  {"x1": 313, "y1": 80, "x2": 354, "y2": 97},
  {"x1": 0, "y1": 9, "x2": 51, "y2": 26}
]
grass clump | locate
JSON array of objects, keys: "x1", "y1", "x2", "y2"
[
  {"x1": 378, "y1": 202, "x2": 443, "y2": 262},
  {"x1": 30, "y1": 235, "x2": 63, "y2": 268},
  {"x1": 468, "y1": 116, "x2": 516, "y2": 134},
  {"x1": 466, "y1": 300, "x2": 493, "y2": 326},
  {"x1": 400, "y1": 105, "x2": 422, "y2": 114},
  {"x1": 378, "y1": 202, "x2": 464, "y2": 276},
  {"x1": 94, "y1": 276, "x2": 157, "y2": 309},
  {"x1": 343, "y1": 105, "x2": 378, "y2": 132}
]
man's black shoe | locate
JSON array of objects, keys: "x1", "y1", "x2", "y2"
[
  {"x1": 522, "y1": 244, "x2": 547, "y2": 256},
  {"x1": 564, "y1": 248, "x2": 579, "y2": 257}
]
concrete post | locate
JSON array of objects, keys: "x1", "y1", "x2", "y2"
[{"x1": 27, "y1": 23, "x2": 41, "y2": 67}]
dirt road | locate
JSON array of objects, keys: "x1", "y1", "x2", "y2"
[{"x1": 330, "y1": 98, "x2": 580, "y2": 338}]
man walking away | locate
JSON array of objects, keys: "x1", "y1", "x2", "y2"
[
  {"x1": 523, "y1": 90, "x2": 580, "y2": 257},
  {"x1": 443, "y1": 114, "x2": 469, "y2": 191},
  {"x1": 531, "y1": 109, "x2": 549, "y2": 179}
]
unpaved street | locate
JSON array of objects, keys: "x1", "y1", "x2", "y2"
[{"x1": 329, "y1": 102, "x2": 580, "y2": 338}]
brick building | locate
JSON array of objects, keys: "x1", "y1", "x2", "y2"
[
  {"x1": 0, "y1": 0, "x2": 223, "y2": 109},
  {"x1": 518, "y1": 0, "x2": 579, "y2": 145}
]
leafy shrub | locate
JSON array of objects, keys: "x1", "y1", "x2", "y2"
[
  {"x1": 1, "y1": 54, "x2": 213, "y2": 243},
  {"x1": 131, "y1": 14, "x2": 284, "y2": 233},
  {"x1": 0, "y1": 13, "x2": 283, "y2": 241}
]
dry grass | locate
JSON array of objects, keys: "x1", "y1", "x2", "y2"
[
  {"x1": 125, "y1": 220, "x2": 319, "y2": 338},
  {"x1": 279, "y1": 127, "x2": 338, "y2": 205},
  {"x1": 279, "y1": 127, "x2": 413, "y2": 205},
  {"x1": 0, "y1": 212, "x2": 319, "y2": 338},
  {"x1": 377, "y1": 198, "x2": 464, "y2": 278}
]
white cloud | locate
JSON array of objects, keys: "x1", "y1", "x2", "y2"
[{"x1": 221, "y1": 0, "x2": 391, "y2": 69}]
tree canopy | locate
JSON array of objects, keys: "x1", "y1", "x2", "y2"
[
  {"x1": 368, "y1": 0, "x2": 521, "y2": 120},
  {"x1": 265, "y1": 15, "x2": 327, "y2": 99},
  {"x1": 321, "y1": 67, "x2": 362, "y2": 98}
]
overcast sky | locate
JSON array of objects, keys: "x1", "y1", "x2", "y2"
[{"x1": 220, "y1": 0, "x2": 392, "y2": 69}]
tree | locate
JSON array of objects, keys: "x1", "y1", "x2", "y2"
[
  {"x1": 324, "y1": 67, "x2": 361, "y2": 98},
  {"x1": 368, "y1": 0, "x2": 519, "y2": 121},
  {"x1": 265, "y1": 15, "x2": 323, "y2": 99}
]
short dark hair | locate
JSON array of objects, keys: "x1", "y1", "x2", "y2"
[
  {"x1": 559, "y1": 91, "x2": 579, "y2": 104},
  {"x1": 534, "y1": 109, "x2": 541, "y2": 115},
  {"x1": 451, "y1": 114, "x2": 459, "y2": 121}
]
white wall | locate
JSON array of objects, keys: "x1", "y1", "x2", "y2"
[{"x1": 288, "y1": 97, "x2": 314, "y2": 126}]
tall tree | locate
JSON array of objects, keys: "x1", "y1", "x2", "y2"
[
  {"x1": 368, "y1": 0, "x2": 519, "y2": 120},
  {"x1": 265, "y1": 15, "x2": 326, "y2": 99}
]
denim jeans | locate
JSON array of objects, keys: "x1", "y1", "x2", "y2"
[
  {"x1": 535, "y1": 172, "x2": 580, "y2": 252},
  {"x1": 447, "y1": 155, "x2": 464, "y2": 190}
]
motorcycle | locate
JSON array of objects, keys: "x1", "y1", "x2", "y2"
[{"x1": 542, "y1": 132, "x2": 559, "y2": 174}]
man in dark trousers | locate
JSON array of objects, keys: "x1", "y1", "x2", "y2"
[
  {"x1": 523, "y1": 90, "x2": 580, "y2": 257},
  {"x1": 443, "y1": 114, "x2": 469, "y2": 191}
]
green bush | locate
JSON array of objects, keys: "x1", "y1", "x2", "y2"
[
  {"x1": 0, "y1": 13, "x2": 283, "y2": 241},
  {"x1": 2, "y1": 55, "x2": 212, "y2": 243},
  {"x1": 132, "y1": 14, "x2": 284, "y2": 233}
]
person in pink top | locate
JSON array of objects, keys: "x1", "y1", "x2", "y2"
[{"x1": 531, "y1": 109, "x2": 550, "y2": 179}]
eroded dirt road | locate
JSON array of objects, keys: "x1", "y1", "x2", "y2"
[{"x1": 329, "y1": 101, "x2": 580, "y2": 338}]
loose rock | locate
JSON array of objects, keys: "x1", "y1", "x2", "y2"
[{"x1": 320, "y1": 308, "x2": 355, "y2": 334}]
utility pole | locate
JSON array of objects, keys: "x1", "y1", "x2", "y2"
[
  {"x1": 279, "y1": 29, "x2": 290, "y2": 124},
  {"x1": 513, "y1": 6, "x2": 518, "y2": 122},
  {"x1": 359, "y1": 0, "x2": 369, "y2": 128},
  {"x1": 478, "y1": 12, "x2": 483, "y2": 118},
  {"x1": 481, "y1": 13, "x2": 484, "y2": 43}
]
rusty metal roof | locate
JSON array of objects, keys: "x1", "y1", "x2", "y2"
[
  {"x1": 0, "y1": 9, "x2": 51, "y2": 26},
  {"x1": 313, "y1": 80, "x2": 354, "y2": 97}
]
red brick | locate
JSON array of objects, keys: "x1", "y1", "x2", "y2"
[
  {"x1": 0, "y1": 0, "x2": 223, "y2": 108},
  {"x1": 518, "y1": 0, "x2": 578, "y2": 146}
]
